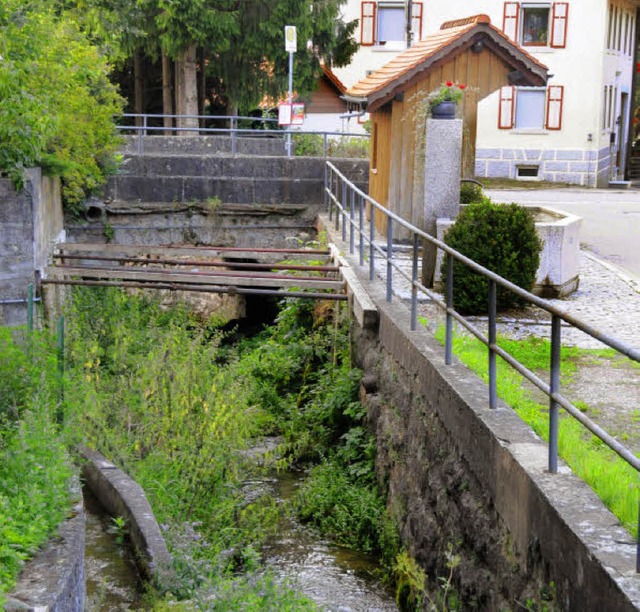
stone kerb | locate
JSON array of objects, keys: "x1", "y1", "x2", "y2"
[{"x1": 79, "y1": 447, "x2": 175, "y2": 592}]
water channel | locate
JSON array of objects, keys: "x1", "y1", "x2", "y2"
[{"x1": 83, "y1": 467, "x2": 397, "y2": 611}]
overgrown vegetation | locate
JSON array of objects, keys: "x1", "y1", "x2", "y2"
[
  {"x1": 51, "y1": 289, "x2": 390, "y2": 605},
  {"x1": 293, "y1": 133, "x2": 369, "y2": 158},
  {"x1": 442, "y1": 198, "x2": 541, "y2": 314},
  {"x1": 0, "y1": 329, "x2": 75, "y2": 599},
  {"x1": 0, "y1": 0, "x2": 123, "y2": 214},
  {"x1": 430, "y1": 324, "x2": 639, "y2": 538}
]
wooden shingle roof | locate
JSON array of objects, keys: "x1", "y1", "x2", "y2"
[{"x1": 344, "y1": 14, "x2": 548, "y2": 112}]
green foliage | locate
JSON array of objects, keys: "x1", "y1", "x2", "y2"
[
  {"x1": 432, "y1": 326, "x2": 639, "y2": 538},
  {"x1": 442, "y1": 199, "x2": 541, "y2": 314},
  {"x1": 459, "y1": 182, "x2": 484, "y2": 204},
  {"x1": 293, "y1": 134, "x2": 369, "y2": 159},
  {"x1": 0, "y1": 0, "x2": 124, "y2": 213},
  {"x1": 0, "y1": 328, "x2": 75, "y2": 597}
]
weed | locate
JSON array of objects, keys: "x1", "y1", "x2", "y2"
[{"x1": 103, "y1": 220, "x2": 115, "y2": 243}]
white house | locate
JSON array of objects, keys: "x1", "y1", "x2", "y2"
[{"x1": 335, "y1": 1, "x2": 639, "y2": 187}]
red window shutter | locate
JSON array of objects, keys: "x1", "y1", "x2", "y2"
[
  {"x1": 503, "y1": 2, "x2": 520, "y2": 42},
  {"x1": 498, "y1": 86, "x2": 515, "y2": 129},
  {"x1": 361, "y1": 1, "x2": 377, "y2": 46},
  {"x1": 551, "y1": 2, "x2": 569, "y2": 48},
  {"x1": 546, "y1": 85, "x2": 564, "y2": 130},
  {"x1": 412, "y1": 2, "x2": 424, "y2": 42}
]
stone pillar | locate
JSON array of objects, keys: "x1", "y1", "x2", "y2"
[{"x1": 422, "y1": 118, "x2": 462, "y2": 286}]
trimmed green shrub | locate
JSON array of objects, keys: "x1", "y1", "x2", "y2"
[
  {"x1": 459, "y1": 181, "x2": 484, "y2": 204},
  {"x1": 442, "y1": 198, "x2": 541, "y2": 314}
]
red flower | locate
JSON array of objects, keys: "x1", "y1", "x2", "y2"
[
  {"x1": 445, "y1": 81, "x2": 453, "y2": 87},
  {"x1": 459, "y1": 84, "x2": 466, "y2": 90}
]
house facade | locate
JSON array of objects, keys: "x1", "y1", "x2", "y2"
[{"x1": 336, "y1": 1, "x2": 640, "y2": 187}]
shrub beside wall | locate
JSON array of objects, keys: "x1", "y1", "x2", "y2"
[{"x1": 442, "y1": 199, "x2": 541, "y2": 315}]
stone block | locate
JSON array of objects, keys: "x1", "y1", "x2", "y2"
[
  {"x1": 487, "y1": 160, "x2": 512, "y2": 177},
  {"x1": 475, "y1": 148, "x2": 501, "y2": 159},
  {"x1": 555, "y1": 150, "x2": 583, "y2": 161},
  {"x1": 525, "y1": 149, "x2": 542, "y2": 160},
  {"x1": 501, "y1": 149, "x2": 517, "y2": 160},
  {"x1": 544, "y1": 161, "x2": 569, "y2": 172},
  {"x1": 569, "y1": 161, "x2": 591, "y2": 173},
  {"x1": 542, "y1": 150, "x2": 556, "y2": 160},
  {"x1": 555, "y1": 172, "x2": 584, "y2": 185},
  {"x1": 113, "y1": 176, "x2": 184, "y2": 202},
  {"x1": 474, "y1": 160, "x2": 488, "y2": 176}
]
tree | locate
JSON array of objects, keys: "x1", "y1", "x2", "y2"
[
  {"x1": 211, "y1": 0, "x2": 358, "y2": 112},
  {"x1": 0, "y1": 0, "x2": 124, "y2": 213}
]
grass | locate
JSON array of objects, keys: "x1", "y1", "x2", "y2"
[
  {"x1": 0, "y1": 328, "x2": 76, "y2": 599},
  {"x1": 430, "y1": 324, "x2": 639, "y2": 538}
]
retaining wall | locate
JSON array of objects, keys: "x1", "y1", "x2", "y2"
[
  {"x1": 325, "y1": 217, "x2": 640, "y2": 611},
  {"x1": 6, "y1": 484, "x2": 85, "y2": 612},
  {"x1": 0, "y1": 169, "x2": 64, "y2": 326}
]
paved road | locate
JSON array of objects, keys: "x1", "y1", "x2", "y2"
[{"x1": 485, "y1": 188, "x2": 640, "y2": 281}]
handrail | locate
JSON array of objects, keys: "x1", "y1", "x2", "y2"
[
  {"x1": 115, "y1": 113, "x2": 370, "y2": 157},
  {"x1": 324, "y1": 160, "x2": 640, "y2": 570}
]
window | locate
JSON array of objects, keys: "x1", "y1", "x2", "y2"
[
  {"x1": 360, "y1": 1, "x2": 423, "y2": 46},
  {"x1": 503, "y1": 2, "x2": 568, "y2": 48},
  {"x1": 522, "y1": 6, "x2": 550, "y2": 45},
  {"x1": 378, "y1": 3, "x2": 405, "y2": 43},
  {"x1": 515, "y1": 88, "x2": 546, "y2": 128},
  {"x1": 499, "y1": 85, "x2": 564, "y2": 130}
]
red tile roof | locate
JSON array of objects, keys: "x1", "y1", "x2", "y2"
[{"x1": 344, "y1": 14, "x2": 547, "y2": 110}]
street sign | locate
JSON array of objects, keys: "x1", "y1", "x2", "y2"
[{"x1": 285, "y1": 25, "x2": 297, "y2": 53}]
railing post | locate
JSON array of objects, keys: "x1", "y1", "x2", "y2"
[
  {"x1": 231, "y1": 117, "x2": 237, "y2": 156},
  {"x1": 445, "y1": 255, "x2": 454, "y2": 365},
  {"x1": 143, "y1": 114, "x2": 148, "y2": 137},
  {"x1": 323, "y1": 133, "x2": 328, "y2": 158},
  {"x1": 57, "y1": 315, "x2": 65, "y2": 422},
  {"x1": 137, "y1": 128, "x2": 143, "y2": 155},
  {"x1": 488, "y1": 280, "x2": 497, "y2": 409},
  {"x1": 549, "y1": 314, "x2": 561, "y2": 473},
  {"x1": 411, "y1": 234, "x2": 419, "y2": 331},
  {"x1": 369, "y1": 207, "x2": 375, "y2": 281},
  {"x1": 341, "y1": 181, "x2": 347, "y2": 242},
  {"x1": 335, "y1": 175, "x2": 340, "y2": 231},
  {"x1": 386, "y1": 218, "x2": 393, "y2": 302},
  {"x1": 636, "y1": 502, "x2": 639, "y2": 573},
  {"x1": 27, "y1": 283, "x2": 34, "y2": 333},
  {"x1": 324, "y1": 163, "x2": 328, "y2": 212},
  {"x1": 359, "y1": 194, "x2": 365, "y2": 267},
  {"x1": 349, "y1": 188, "x2": 355, "y2": 254}
]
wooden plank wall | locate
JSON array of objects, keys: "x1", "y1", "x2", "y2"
[{"x1": 370, "y1": 46, "x2": 513, "y2": 236}]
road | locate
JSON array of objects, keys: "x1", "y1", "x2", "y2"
[{"x1": 485, "y1": 188, "x2": 640, "y2": 281}]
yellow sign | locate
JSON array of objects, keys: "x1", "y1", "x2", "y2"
[{"x1": 285, "y1": 25, "x2": 297, "y2": 53}]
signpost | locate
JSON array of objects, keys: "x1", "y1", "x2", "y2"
[{"x1": 284, "y1": 25, "x2": 296, "y2": 157}]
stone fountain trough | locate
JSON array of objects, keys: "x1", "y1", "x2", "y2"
[{"x1": 435, "y1": 205, "x2": 583, "y2": 298}]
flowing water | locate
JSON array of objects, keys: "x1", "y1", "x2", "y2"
[
  {"x1": 260, "y1": 470, "x2": 398, "y2": 611},
  {"x1": 82, "y1": 464, "x2": 397, "y2": 611},
  {"x1": 83, "y1": 489, "x2": 145, "y2": 611}
]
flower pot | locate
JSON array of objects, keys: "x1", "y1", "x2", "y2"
[{"x1": 431, "y1": 101, "x2": 457, "y2": 119}]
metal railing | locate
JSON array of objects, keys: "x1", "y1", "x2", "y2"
[
  {"x1": 324, "y1": 161, "x2": 640, "y2": 571},
  {"x1": 116, "y1": 113, "x2": 369, "y2": 158}
]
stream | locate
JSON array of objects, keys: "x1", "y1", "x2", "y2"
[{"x1": 83, "y1": 467, "x2": 397, "y2": 611}]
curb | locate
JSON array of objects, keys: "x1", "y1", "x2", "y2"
[
  {"x1": 78, "y1": 447, "x2": 175, "y2": 592},
  {"x1": 583, "y1": 250, "x2": 640, "y2": 294}
]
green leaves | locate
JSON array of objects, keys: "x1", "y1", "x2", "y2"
[{"x1": 0, "y1": 0, "x2": 123, "y2": 213}]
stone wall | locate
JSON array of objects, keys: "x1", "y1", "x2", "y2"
[
  {"x1": 324, "y1": 217, "x2": 640, "y2": 611},
  {"x1": 0, "y1": 169, "x2": 64, "y2": 326},
  {"x1": 474, "y1": 146, "x2": 601, "y2": 187}
]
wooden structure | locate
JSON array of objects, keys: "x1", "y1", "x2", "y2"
[
  {"x1": 343, "y1": 15, "x2": 548, "y2": 231},
  {"x1": 43, "y1": 243, "x2": 347, "y2": 300},
  {"x1": 305, "y1": 65, "x2": 348, "y2": 116}
]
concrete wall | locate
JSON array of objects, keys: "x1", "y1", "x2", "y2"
[
  {"x1": 0, "y1": 169, "x2": 64, "y2": 326},
  {"x1": 7, "y1": 484, "x2": 85, "y2": 612},
  {"x1": 325, "y1": 217, "x2": 639, "y2": 611}
]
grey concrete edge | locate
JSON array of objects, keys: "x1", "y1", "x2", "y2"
[
  {"x1": 78, "y1": 446, "x2": 176, "y2": 593},
  {"x1": 320, "y1": 215, "x2": 640, "y2": 610},
  {"x1": 6, "y1": 478, "x2": 85, "y2": 612}
]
